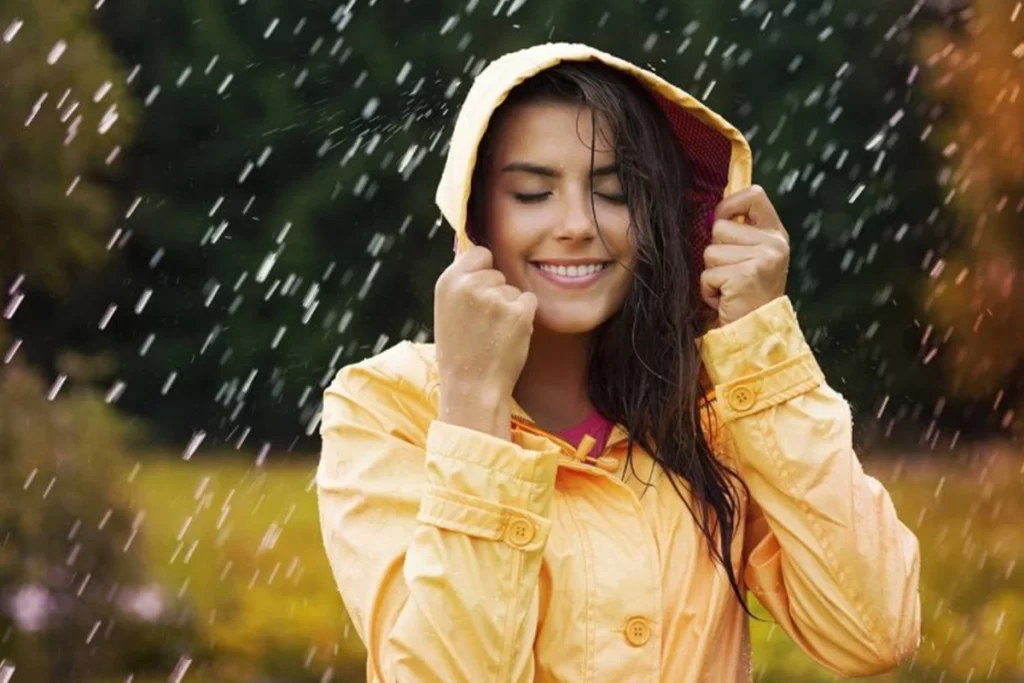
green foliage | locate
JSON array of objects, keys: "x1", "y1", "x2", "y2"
[
  {"x1": 0, "y1": 349, "x2": 195, "y2": 681},
  {"x1": 0, "y1": 0, "x2": 136, "y2": 293}
]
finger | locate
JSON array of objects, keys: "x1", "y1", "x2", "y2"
[
  {"x1": 714, "y1": 185, "x2": 784, "y2": 233},
  {"x1": 515, "y1": 291, "x2": 538, "y2": 318},
  {"x1": 453, "y1": 245, "x2": 494, "y2": 272},
  {"x1": 703, "y1": 243, "x2": 759, "y2": 268},
  {"x1": 465, "y1": 268, "x2": 507, "y2": 289},
  {"x1": 699, "y1": 267, "x2": 728, "y2": 309},
  {"x1": 492, "y1": 284, "x2": 522, "y2": 302},
  {"x1": 710, "y1": 219, "x2": 773, "y2": 247}
]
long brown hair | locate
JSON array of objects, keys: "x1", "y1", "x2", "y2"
[{"x1": 466, "y1": 61, "x2": 752, "y2": 615}]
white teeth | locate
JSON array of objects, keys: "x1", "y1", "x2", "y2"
[{"x1": 537, "y1": 263, "x2": 607, "y2": 278}]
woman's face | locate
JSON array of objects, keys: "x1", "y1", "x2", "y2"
[{"x1": 482, "y1": 100, "x2": 636, "y2": 335}]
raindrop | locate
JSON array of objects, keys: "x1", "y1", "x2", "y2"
[
  {"x1": 263, "y1": 18, "x2": 280, "y2": 39},
  {"x1": 125, "y1": 196, "x2": 143, "y2": 219},
  {"x1": 217, "y1": 73, "x2": 234, "y2": 95},
  {"x1": 3, "y1": 292, "x2": 24, "y2": 319},
  {"x1": 46, "y1": 40, "x2": 67, "y2": 65},
  {"x1": 98, "y1": 104, "x2": 119, "y2": 134},
  {"x1": 271, "y1": 326, "x2": 287, "y2": 349},
  {"x1": 98, "y1": 304, "x2": 117, "y2": 330},
  {"x1": 143, "y1": 85, "x2": 160, "y2": 107},
  {"x1": 2, "y1": 19, "x2": 23, "y2": 43},
  {"x1": 93, "y1": 81, "x2": 112, "y2": 103},
  {"x1": 361, "y1": 97, "x2": 379, "y2": 119},
  {"x1": 256, "y1": 442, "x2": 270, "y2": 466},
  {"x1": 85, "y1": 620, "x2": 101, "y2": 644},
  {"x1": 847, "y1": 183, "x2": 866, "y2": 203},
  {"x1": 183, "y1": 431, "x2": 206, "y2": 461},
  {"x1": 105, "y1": 380, "x2": 126, "y2": 404},
  {"x1": 25, "y1": 93, "x2": 47, "y2": 126},
  {"x1": 135, "y1": 288, "x2": 153, "y2": 314},
  {"x1": 46, "y1": 374, "x2": 67, "y2": 401},
  {"x1": 168, "y1": 656, "x2": 192, "y2": 683}
]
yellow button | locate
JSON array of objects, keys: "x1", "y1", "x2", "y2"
[
  {"x1": 504, "y1": 517, "x2": 535, "y2": 548},
  {"x1": 726, "y1": 384, "x2": 757, "y2": 412},
  {"x1": 624, "y1": 616, "x2": 652, "y2": 647}
]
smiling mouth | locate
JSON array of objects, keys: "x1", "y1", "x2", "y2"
[{"x1": 532, "y1": 262, "x2": 610, "y2": 278}]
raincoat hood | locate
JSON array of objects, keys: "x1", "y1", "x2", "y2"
[{"x1": 436, "y1": 42, "x2": 754, "y2": 275}]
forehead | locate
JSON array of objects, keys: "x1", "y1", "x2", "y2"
[{"x1": 488, "y1": 100, "x2": 616, "y2": 164}]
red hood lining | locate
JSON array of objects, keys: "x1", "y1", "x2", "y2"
[{"x1": 651, "y1": 92, "x2": 733, "y2": 278}]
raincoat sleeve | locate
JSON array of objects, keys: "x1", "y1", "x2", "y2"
[
  {"x1": 316, "y1": 358, "x2": 560, "y2": 683},
  {"x1": 700, "y1": 296, "x2": 921, "y2": 677}
]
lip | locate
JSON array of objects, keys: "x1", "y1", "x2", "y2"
[{"x1": 530, "y1": 262, "x2": 611, "y2": 290}]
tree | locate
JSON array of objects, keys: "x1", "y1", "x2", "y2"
[{"x1": 914, "y1": 0, "x2": 1024, "y2": 438}]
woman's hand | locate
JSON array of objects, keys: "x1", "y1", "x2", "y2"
[
  {"x1": 434, "y1": 246, "x2": 537, "y2": 436},
  {"x1": 701, "y1": 185, "x2": 791, "y2": 328}
]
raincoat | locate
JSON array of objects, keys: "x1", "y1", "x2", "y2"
[{"x1": 317, "y1": 43, "x2": 921, "y2": 682}]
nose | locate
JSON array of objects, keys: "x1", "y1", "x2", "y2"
[{"x1": 554, "y1": 190, "x2": 598, "y2": 242}]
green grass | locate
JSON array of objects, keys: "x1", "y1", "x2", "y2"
[
  {"x1": 128, "y1": 455, "x2": 365, "y2": 682},
  {"x1": 127, "y1": 447, "x2": 1024, "y2": 682}
]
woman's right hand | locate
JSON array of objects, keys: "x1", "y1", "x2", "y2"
[{"x1": 434, "y1": 246, "x2": 537, "y2": 435}]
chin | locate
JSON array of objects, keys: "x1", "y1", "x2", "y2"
[{"x1": 534, "y1": 306, "x2": 612, "y2": 336}]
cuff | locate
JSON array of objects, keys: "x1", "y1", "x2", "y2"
[
  {"x1": 701, "y1": 296, "x2": 825, "y2": 423},
  {"x1": 421, "y1": 420, "x2": 561, "y2": 537}
]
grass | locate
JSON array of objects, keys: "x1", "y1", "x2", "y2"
[{"x1": 126, "y1": 446, "x2": 1024, "y2": 682}]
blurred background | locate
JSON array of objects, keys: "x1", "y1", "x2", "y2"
[{"x1": 1, "y1": 0, "x2": 1021, "y2": 680}]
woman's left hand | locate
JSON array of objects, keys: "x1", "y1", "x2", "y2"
[{"x1": 701, "y1": 185, "x2": 791, "y2": 328}]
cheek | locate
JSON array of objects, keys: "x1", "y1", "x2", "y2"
[
  {"x1": 487, "y1": 198, "x2": 546, "y2": 251},
  {"x1": 598, "y1": 209, "x2": 634, "y2": 260},
  {"x1": 485, "y1": 201, "x2": 536, "y2": 280}
]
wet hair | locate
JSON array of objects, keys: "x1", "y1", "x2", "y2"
[{"x1": 466, "y1": 61, "x2": 753, "y2": 615}]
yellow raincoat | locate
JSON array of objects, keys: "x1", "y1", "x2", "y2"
[{"x1": 317, "y1": 43, "x2": 921, "y2": 682}]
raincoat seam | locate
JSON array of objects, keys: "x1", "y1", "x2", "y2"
[
  {"x1": 562, "y1": 490, "x2": 595, "y2": 683},
  {"x1": 752, "y1": 410, "x2": 888, "y2": 664},
  {"x1": 496, "y1": 545, "x2": 526, "y2": 682}
]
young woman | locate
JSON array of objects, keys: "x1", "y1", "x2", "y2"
[{"x1": 317, "y1": 43, "x2": 921, "y2": 682}]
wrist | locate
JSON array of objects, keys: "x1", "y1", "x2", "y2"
[{"x1": 438, "y1": 381, "x2": 511, "y2": 440}]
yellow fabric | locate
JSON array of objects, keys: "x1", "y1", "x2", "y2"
[{"x1": 317, "y1": 43, "x2": 920, "y2": 682}]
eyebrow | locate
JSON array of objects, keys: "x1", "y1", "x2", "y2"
[{"x1": 500, "y1": 161, "x2": 619, "y2": 178}]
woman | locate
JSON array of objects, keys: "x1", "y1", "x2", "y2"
[{"x1": 317, "y1": 43, "x2": 921, "y2": 682}]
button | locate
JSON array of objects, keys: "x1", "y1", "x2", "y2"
[
  {"x1": 624, "y1": 616, "x2": 652, "y2": 647},
  {"x1": 726, "y1": 384, "x2": 757, "y2": 412},
  {"x1": 504, "y1": 517, "x2": 536, "y2": 548}
]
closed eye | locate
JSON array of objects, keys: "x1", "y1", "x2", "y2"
[
  {"x1": 513, "y1": 192, "x2": 551, "y2": 204},
  {"x1": 515, "y1": 191, "x2": 625, "y2": 204}
]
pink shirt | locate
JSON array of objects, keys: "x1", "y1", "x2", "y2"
[{"x1": 558, "y1": 410, "x2": 614, "y2": 458}]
